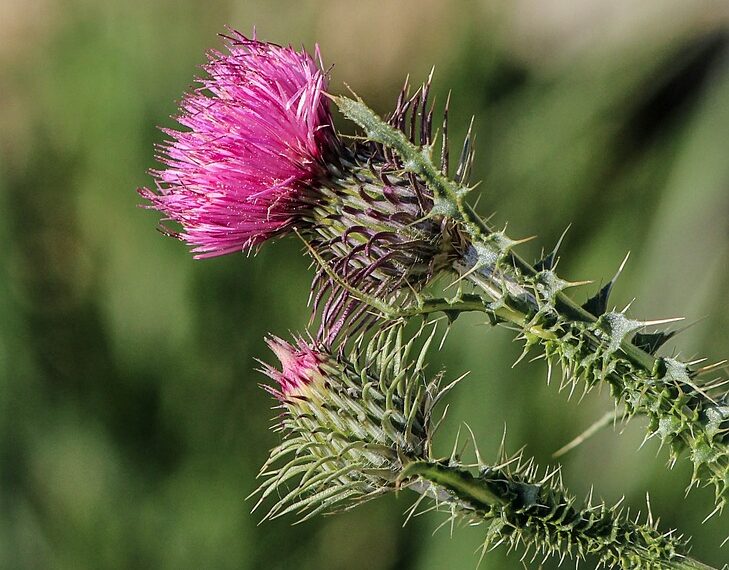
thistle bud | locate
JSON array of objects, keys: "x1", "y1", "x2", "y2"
[{"x1": 253, "y1": 326, "x2": 444, "y2": 520}]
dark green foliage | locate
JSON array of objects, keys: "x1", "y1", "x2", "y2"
[{"x1": 632, "y1": 330, "x2": 677, "y2": 355}]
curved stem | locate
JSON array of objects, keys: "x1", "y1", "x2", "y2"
[
  {"x1": 401, "y1": 459, "x2": 506, "y2": 508},
  {"x1": 334, "y1": 95, "x2": 729, "y2": 505}
]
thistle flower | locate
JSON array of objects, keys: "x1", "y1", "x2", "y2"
[
  {"x1": 139, "y1": 32, "x2": 336, "y2": 258},
  {"x1": 253, "y1": 326, "x2": 713, "y2": 570},
  {"x1": 140, "y1": 33, "x2": 458, "y2": 343}
]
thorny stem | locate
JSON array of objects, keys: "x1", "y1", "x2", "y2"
[
  {"x1": 463, "y1": 255, "x2": 661, "y2": 375},
  {"x1": 334, "y1": 95, "x2": 661, "y2": 373},
  {"x1": 401, "y1": 460, "x2": 718, "y2": 570},
  {"x1": 463, "y1": 225, "x2": 658, "y2": 373},
  {"x1": 334, "y1": 95, "x2": 729, "y2": 504}
]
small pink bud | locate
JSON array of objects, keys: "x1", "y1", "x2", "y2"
[{"x1": 262, "y1": 336, "x2": 324, "y2": 398}]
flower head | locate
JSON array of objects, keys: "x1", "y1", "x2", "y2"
[
  {"x1": 139, "y1": 32, "x2": 336, "y2": 258},
  {"x1": 262, "y1": 336, "x2": 324, "y2": 398},
  {"x1": 253, "y1": 324, "x2": 460, "y2": 523}
]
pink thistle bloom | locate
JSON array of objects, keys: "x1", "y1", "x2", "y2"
[
  {"x1": 261, "y1": 336, "x2": 325, "y2": 399},
  {"x1": 139, "y1": 32, "x2": 336, "y2": 258}
]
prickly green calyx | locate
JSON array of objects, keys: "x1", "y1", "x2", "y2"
[
  {"x1": 304, "y1": 78, "x2": 470, "y2": 346},
  {"x1": 333, "y1": 94, "x2": 729, "y2": 510},
  {"x1": 307, "y1": 151, "x2": 461, "y2": 346},
  {"x1": 252, "y1": 325, "x2": 453, "y2": 521},
  {"x1": 333, "y1": 95, "x2": 486, "y2": 239}
]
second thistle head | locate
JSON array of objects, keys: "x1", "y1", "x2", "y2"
[{"x1": 253, "y1": 325, "x2": 454, "y2": 520}]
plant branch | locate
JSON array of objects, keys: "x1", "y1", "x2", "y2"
[
  {"x1": 401, "y1": 459, "x2": 718, "y2": 570},
  {"x1": 334, "y1": 95, "x2": 729, "y2": 508}
]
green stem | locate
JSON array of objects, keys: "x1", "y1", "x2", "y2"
[
  {"x1": 401, "y1": 459, "x2": 717, "y2": 570},
  {"x1": 464, "y1": 222, "x2": 657, "y2": 372},
  {"x1": 401, "y1": 459, "x2": 506, "y2": 508}
]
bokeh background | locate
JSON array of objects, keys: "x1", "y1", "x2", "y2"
[{"x1": 2, "y1": 1, "x2": 729, "y2": 568}]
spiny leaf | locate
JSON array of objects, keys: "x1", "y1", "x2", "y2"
[
  {"x1": 632, "y1": 330, "x2": 677, "y2": 355},
  {"x1": 534, "y1": 225, "x2": 571, "y2": 272},
  {"x1": 583, "y1": 281, "x2": 615, "y2": 318},
  {"x1": 582, "y1": 253, "x2": 630, "y2": 317}
]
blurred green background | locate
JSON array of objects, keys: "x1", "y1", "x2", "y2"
[{"x1": 1, "y1": 1, "x2": 728, "y2": 568}]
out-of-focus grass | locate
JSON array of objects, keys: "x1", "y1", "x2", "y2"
[{"x1": 1, "y1": 1, "x2": 727, "y2": 568}]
